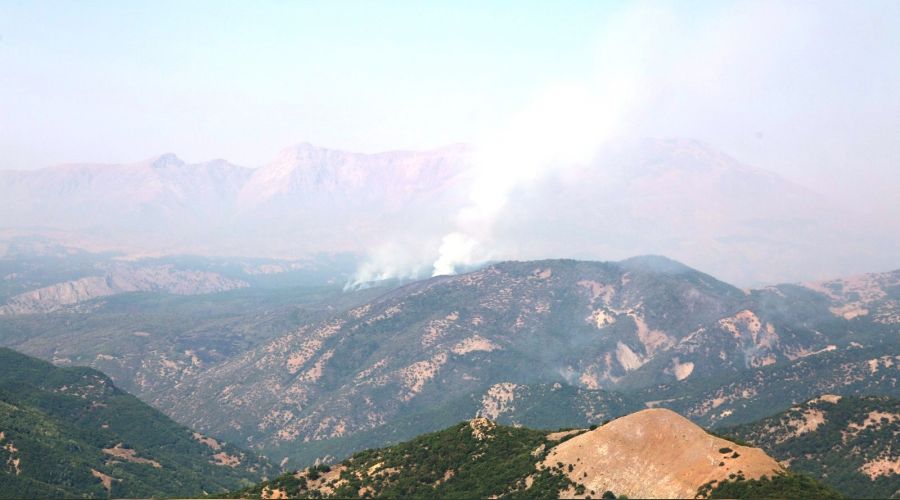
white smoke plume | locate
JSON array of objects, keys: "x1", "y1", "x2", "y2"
[
  {"x1": 431, "y1": 82, "x2": 639, "y2": 275},
  {"x1": 428, "y1": 8, "x2": 677, "y2": 275},
  {"x1": 348, "y1": 2, "x2": 900, "y2": 287}
]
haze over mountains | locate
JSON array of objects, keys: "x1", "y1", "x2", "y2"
[
  {"x1": 2, "y1": 139, "x2": 897, "y2": 286},
  {"x1": 3, "y1": 2, "x2": 898, "y2": 497},
  {"x1": 2, "y1": 134, "x2": 897, "y2": 497}
]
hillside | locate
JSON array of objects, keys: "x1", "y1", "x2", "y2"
[
  {"x1": 148, "y1": 257, "x2": 896, "y2": 465},
  {"x1": 0, "y1": 250, "x2": 380, "y2": 402},
  {"x1": 0, "y1": 254, "x2": 894, "y2": 472},
  {"x1": 725, "y1": 395, "x2": 899, "y2": 498},
  {"x1": 232, "y1": 408, "x2": 837, "y2": 499},
  {"x1": 0, "y1": 348, "x2": 270, "y2": 499}
]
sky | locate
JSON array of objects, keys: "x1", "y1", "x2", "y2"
[{"x1": 1, "y1": 0, "x2": 899, "y2": 216}]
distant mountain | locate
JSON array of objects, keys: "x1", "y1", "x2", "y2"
[
  {"x1": 0, "y1": 154, "x2": 251, "y2": 233},
  {"x1": 0, "y1": 143, "x2": 471, "y2": 259},
  {"x1": 724, "y1": 395, "x2": 899, "y2": 498},
  {"x1": 2, "y1": 139, "x2": 896, "y2": 284},
  {"x1": 237, "y1": 142, "x2": 467, "y2": 209},
  {"x1": 232, "y1": 409, "x2": 836, "y2": 499},
  {"x1": 0, "y1": 248, "x2": 361, "y2": 315},
  {"x1": 139, "y1": 257, "x2": 897, "y2": 466},
  {"x1": 0, "y1": 348, "x2": 270, "y2": 499},
  {"x1": 231, "y1": 142, "x2": 470, "y2": 257},
  {"x1": 0, "y1": 263, "x2": 248, "y2": 315}
]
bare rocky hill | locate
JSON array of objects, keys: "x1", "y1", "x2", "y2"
[{"x1": 544, "y1": 409, "x2": 781, "y2": 499}]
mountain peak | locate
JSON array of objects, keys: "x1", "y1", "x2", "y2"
[
  {"x1": 149, "y1": 152, "x2": 184, "y2": 168},
  {"x1": 276, "y1": 142, "x2": 330, "y2": 161},
  {"x1": 618, "y1": 254, "x2": 695, "y2": 274}
]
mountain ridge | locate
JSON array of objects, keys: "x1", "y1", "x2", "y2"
[
  {"x1": 134, "y1": 256, "x2": 897, "y2": 466},
  {"x1": 4, "y1": 138, "x2": 893, "y2": 284},
  {"x1": 230, "y1": 408, "x2": 837, "y2": 499}
]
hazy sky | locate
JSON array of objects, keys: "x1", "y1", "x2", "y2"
[{"x1": 1, "y1": 1, "x2": 898, "y2": 214}]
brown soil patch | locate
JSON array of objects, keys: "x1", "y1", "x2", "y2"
[
  {"x1": 91, "y1": 469, "x2": 115, "y2": 491},
  {"x1": 192, "y1": 432, "x2": 223, "y2": 450},
  {"x1": 480, "y1": 383, "x2": 518, "y2": 420},
  {"x1": 861, "y1": 456, "x2": 900, "y2": 479},
  {"x1": 211, "y1": 451, "x2": 241, "y2": 467},
  {"x1": 451, "y1": 335, "x2": 500, "y2": 355},
  {"x1": 102, "y1": 443, "x2": 162, "y2": 468},
  {"x1": 261, "y1": 486, "x2": 288, "y2": 499},
  {"x1": 299, "y1": 464, "x2": 348, "y2": 496},
  {"x1": 469, "y1": 418, "x2": 496, "y2": 440}
]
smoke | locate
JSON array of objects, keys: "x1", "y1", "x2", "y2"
[
  {"x1": 348, "y1": 1, "x2": 900, "y2": 287},
  {"x1": 346, "y1": 5, "x2": 690, "y2": 284},
  {"x1": 427, "y1": 7, "x2": 685, "y2": 276},
  {"x1": 344, "y1": 238, "x2": 438, "y2": 290},
  {"x1": 429, "y1": 80, "x2": 639, "y2": 275}
]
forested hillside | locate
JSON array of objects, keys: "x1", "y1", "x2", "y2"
[{"x1": 0, "y1": 348, "x2": 270, "y2": 499}]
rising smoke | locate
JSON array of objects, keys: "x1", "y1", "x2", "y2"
[{"x1": 345, "y1": 1, "x2": 900, "y2": 287}]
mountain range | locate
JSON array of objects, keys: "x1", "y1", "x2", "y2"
[
  {"x1": 0, "y1": 252, "x2": 896, "y2": 497},
  {"x1": 2, "y1": 343, "x2": 892, "y2": 499},
  {"x1": 140, "y1": 257, "x2": 894, "y2": 463},
  {"x1": 1, "y1": 252, "x2": 895, "y2": 472},
  {"x1": 3, "y1": 139, "x2": 897, "y2": 284}
]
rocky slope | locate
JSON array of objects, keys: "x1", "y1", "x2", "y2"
[
  {"x1": 474, "y1": 342, "x2": 899, "y2": 432},
  {"x1": 805, "y1": 269, "x2": 900, "y2": 324},
  {"x1": 0, "y1": 348, "x2": 270, "y2": 499},
  {"x1": 149, "y1": 257, "x2": 896, "y2": 465},
  {"x1": 0, "y1": 267, "x2": 384, "y2": 407},
  {"x1": 725, "y1": 395, "x2": 899, "y2": 498},
  {"x1": 232, "y1": 408, "x2": 835, "y2": 499},
  {"x1": 643, "y1": 346, "x2": 898, "y2": 428},
  {"x1": 0, "y1": 263, "x2": 248, "y2": 315}
]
